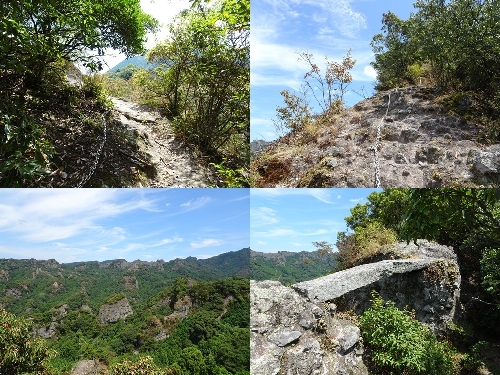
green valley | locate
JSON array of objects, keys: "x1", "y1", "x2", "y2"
[{"x1": 0, "y1": 249, "x2": 250, "y2": 375}]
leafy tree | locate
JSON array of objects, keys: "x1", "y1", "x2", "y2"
[
  {"x1": 1, "y1": 0, "x2": 158, "y2": 90},
  {"x1": 401, "y1": 189, "x2": 500, "y2": 248},
  {"x1": 360, "y1": 291, "x2": 455, "y2": 374},
  {"x1": 176, "y1": 346, "x2": 207, "y2": 375},
  {"x1": 135, "y1": 0, "x2": 249, "y2": 173},
  {"x1": 335, "y1": 189, "x2": 408, "y2": 270},
  {"x1": 371, "y1": 0, "x2": 500, "y2": 97},
  {"x1": 0, "y1": 308, "x2": 55, "y2": 374},
  {"x1": 343, "y1": 189, "x2": 408, "y2": 236}
]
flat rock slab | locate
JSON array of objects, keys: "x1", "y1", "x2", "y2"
[{"x1": 292, "y1": 259, "x2": 435, "y2": 303}]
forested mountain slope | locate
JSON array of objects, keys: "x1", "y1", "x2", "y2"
[
  {"x1": 251, "y1": 249, "x2": 337, "y2": 284},
  {"x1": 0, "y1": 248, "x2": 249, "y2": 316},
  {"x1": 0, "y1": 249, "x2": 250, "y2": 374}
]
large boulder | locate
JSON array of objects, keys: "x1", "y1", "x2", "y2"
[
  {"x1": 292, "y1": 240, "x2": 461, "y2": 334},
  {"x1": 251, "y1": 240, "x2": 462, "y2": 374}
]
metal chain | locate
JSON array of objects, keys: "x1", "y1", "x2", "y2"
[
  {"x1": 76, "y1": 111, "x2": 109, "y2": 188},
  {"x1": 373, "y1": 88, "x2": 397, "y2": 188}
]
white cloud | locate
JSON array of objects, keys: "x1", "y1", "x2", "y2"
[
  {"x1": 154, "y1": 236, "x2": 183, "y2": 246},
  {"x1": 251, "y1": 188, "x2": 335, "y2": 204},
  {"x1": 0, "y1": 190, "x2": 155, "y2": 243},
  {"x1": 180, "y1": 197, "x2": 211, "y2": 208},
  {"x1": 257, "y1": 228, "x2": 297, "y2": 237},
  {"x1": 363, "y1": 65, "x2": 377, "y2": 80},
  {"x1": 251, "y1": 207, "x2": 279, "y2": 226},
  {"x1": 190, "y1": 239, "x2": 225, "y2": 248}
]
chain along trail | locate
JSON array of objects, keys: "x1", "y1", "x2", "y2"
[{"x1": 109, "y1": 98, "x2": 212, "y2": 187}]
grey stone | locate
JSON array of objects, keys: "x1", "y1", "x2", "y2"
[
  {"x1": 269, "y1": 330, "x2": 302, "y2": 347},
  {"x1": 292, "y1": 259, "x2": 435, "y2": 303},
  {"x1": 98, "y1": 298, "x2": 133, "y2": 324}
]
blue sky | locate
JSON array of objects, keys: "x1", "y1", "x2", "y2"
[
  {"x1": 0, "y1": 189, "x2": 249, "y2": 263},
  {"x1": 251, "y1": 188, "x2": 381, "y2": 253},
  {"x1": 251, "y1": 0, "x2": 415, "y2": 141}
]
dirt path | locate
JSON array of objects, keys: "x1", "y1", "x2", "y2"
[{"x1": 111, "y1": 98, "x2": 213, "y2": 187}]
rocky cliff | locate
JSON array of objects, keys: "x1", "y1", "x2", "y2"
[
  {"x1": 98, "y1": 297, "x2": 133, "y2": 324},
  {"x1": 251, "y1": 86, "x2": 500, "y2": 187},
  {"x1": 250, "y1": 240, "x2": 461, "y2": 375}
]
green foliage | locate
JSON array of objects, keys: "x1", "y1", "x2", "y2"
[
  {"x1": 0, "y1": 253, "x2": 250, "y2": 374},
  {"x1": 110, "y1": 355, "x2": 178, "y2": 375},
  {"x1": 106, "y1": 293, "x2": 128, "y2": 305},
  {"x1": 401, "y1": 189, "x2": 500, "y2": 248},
  {"x1": 480, "y1": 247, "x2": 500, "y2": 297},
  {"x1": 210, "y1": 159, "x2": 248, "y2": 187},
  {"x1": 273, "y1": 89, "x2": 312, "y2": 135},
  {"x1": 250, "y1": 250, "x2": 337, "y2": 284},
  {"x1": 177, "y1": 346, "x2": 207, "y2": 375},
  {"x1": 343, "y1": 189, "x2": 408, "y2": 235},
  {"x1": 360, "y1": 291, "x2": 455, "y2": 374},
  {"x1": 0, "y1": 0, "x2": 157, "y2": 84},
  {"x1": 273, "y1": 50, "x2": 355, "y2": 136},
  {"x1": 0, "y1": 101, "x2": 53, "y2": 185},
  {"x1": 371, "y1": 0, "x2": 500, "y2": 106},
  {"x1": 0, "y1": 0, "x2": 157, "y2": 185},
  {"x1": 336, "y1": 222, "x2": 398, "y2": 270},
  {"x1": 137, "y1": 0, "x2": 249, "y2": 172},
  {"x1": 0, "y1": 308, "x2": 55, "y2": 374},
  {"x1": 109, "y1": 64, "x2": 141, "y2": 81},
  {"x1": 371, "y1": 11, "x2": 422, "y2": 90}
]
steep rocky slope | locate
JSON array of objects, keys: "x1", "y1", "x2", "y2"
[
  {"x1": 250, "y1": 240, "x2": 461, "y2": 375},
  {"x1": 251, "y1": 86, "x2": 500, "y2": 188}
]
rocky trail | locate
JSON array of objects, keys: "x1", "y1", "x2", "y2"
[
  {"x1": 29, "y1": 97, "x2": 215, "y2": 187},
  {"x1": 110, "y1": 98, "x2": 213, "y2": 187}
]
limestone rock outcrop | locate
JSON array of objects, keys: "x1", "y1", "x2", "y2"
[
  {"x1": 70, "y1": 359, "x2": 107, "y2": 375},
  {"x1": 252, "y1": 86, "x2": 500, "y2": 187},
  {"x1": 98, "y1": 297, "x2": 133, "y2": 324},
  {"x1": 251, "y1": 240, "x2": 462, "y2": 374},
  {"x1": 251, "y1": 280, "x2": 367, "y2": 375}
]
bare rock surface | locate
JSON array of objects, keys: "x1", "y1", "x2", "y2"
[
  {"x1": 70, "y1": 359, "x2": 107, "y2": 375},
  {"x1": 251, "y1": 240, "x2": 463, "y2": 374},
  {"x1": 292, "y1": 259, "x2": 436, "y2": 302},
  {"x1": 252, "y1": 86, "x2": 500, "y2": 187},
  {"x1": 292, "y1": 240, "x2": 461, "y2": 334},
  {"x1": 111, "y1": 98, "x2": 213, "y2": 187},
  {"x1": 98, "y1": 297, "x2": 133, "y2": 324},
  {"x1": 251, "y1": 280, "x2": 368, "y2": 375}
]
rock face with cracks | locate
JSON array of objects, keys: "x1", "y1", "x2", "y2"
[
  {"x1": 252, "y1": 86, "x2": 500, "y2": 187},
  {"x1": 98, "y1": 297, "x2": 133, "y2": 324},
  {"x1": 251, "y1": 280, "x2": 368, "y2": 375},
  {"x1": 250, "y1": 240, "x2": 461, "y2": 374}
]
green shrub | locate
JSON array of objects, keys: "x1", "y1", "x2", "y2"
[
  {"x1": 0, "y1": 309, "x2": 55, "y2": 374},
  {"x1": 336, "y1": 222, "x2": 398, "y2": 270},
  {"x1": 110, "y1": 355, "x2": 179, "y2": 375},
  {"x1": 360, "y1": 291, "x2": 455, "y2": 375}
]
